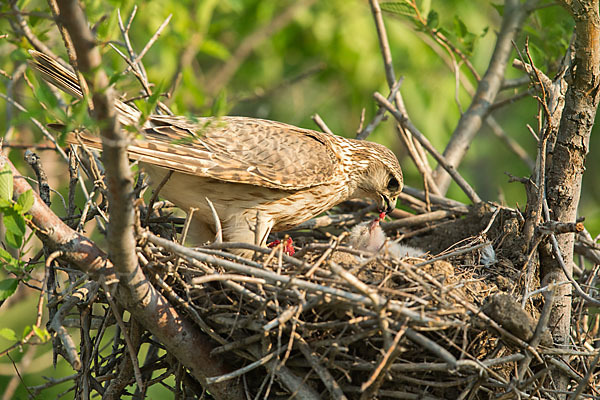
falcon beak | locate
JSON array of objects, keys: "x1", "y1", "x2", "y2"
[{"x1": 380, "y1": 195, "x2": 396, "y2": 214}]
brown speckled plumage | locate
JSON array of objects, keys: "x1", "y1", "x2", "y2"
[{"x1": 29, "y1": 50, "x2": 404, "y2": 254}]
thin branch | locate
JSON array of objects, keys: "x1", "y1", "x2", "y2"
[
  {"x1": 311, "y1": 114, "x2": 334, "y2": 135},
  {"x1": 0, "y1": 151, "x2": 244, "y2": 400},
  {"x1": 369, "y1": 0, "x2": 439, "y2": 196},
  {"x1": 434, "y1": 0, "x2": 538, "y2": 193},
  {"x1": 373, "y1": 92, "x2": 481, "y2": 203},
  {"x1": 356, "y1": 77, "x2": 403, "y2": 140},
  {"x1": 206, "y1": 0, "x2": 317, "y2": 95},
  {"x1": 128, "y1": 14, "x2": 172, "y2": 71}
]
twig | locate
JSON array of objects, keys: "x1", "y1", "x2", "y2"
[
  {"x1": 404, "y1": 328, "x2": 457, "y2": 369},
  {"x1": 517, "y1": 283, "x2": 556, "y2": 380},
  {"x1": 205, "y1": 347, "x2": 288, "y2": 384},
  {"x1": 549, "y1": 232, "x2": 600, "y2": 306},
  {"x1": 206, "y1": 0, "x2": 317, "y2": 95},
  {"x1": 296, "y1": 334, "x2": 348, "y2": 400},
  {"x1": 382, "y1": 209, "x2": 464, "y2": 231},
  {"x1": 434, "y1": 0, "x2": 538, "y2": 193},
  {"x1": 419, "y1": 31, "x2": 535, "y2": 171},
  {"x1": 128, "y1": 14, "x2": 172, "y2": 71},
  {"x1": 27, "y1": 374, "x2": 78, "y2": 398},
  {"x1": 414, "y1": 241, "x2": 491, "y2": 268},
  {"x1": 144, "y1": 170, "x2": 173, "y2": 226},
  {"x1": 9, "y1": 2, "x2": 66, "y2": 67},
  {"x1": 369, "y1": 0, "x2": 439, "y2": 195},
  {"x1": 67, "y1": 149, "x2": 78, "y2": 218},
  {"x1": 360, "y1": 326, "x2": 406, "y2": 394},
  {"x1": 147, "y1": 232, "x2": 458, "y2": 327},
  {"x1": 311, "y1": 113, "x2": 333, "y2": 135},
  {"x1": 101, "y1": 283, "x2": 144, "y2": 390},
  {"x1": 485, "y1": 116, "x2": 535, "y2": 170},
  {"x1": 538, "y1": 220, "x2": 584, "y2": 235},
  {"x1": 373, "y1": 92, "x2": 481, "y2": 203},
  {"x1": 205, "y1": 198, "x2": 223, "y2": 243},
  {"x1": 570, "y1": 347, "x2": 600, "y2": 400},
  {"x1": 401, "y1": 186, "x2": 468, "y2": 211},
  {"x1": 0, "y1": 94, "x2": 69, "y2": 163},
  {"x1": 48, "y1": 283, "x2": 98, "y2": 371},
  {"x1": 356, "y1": 78, "x2": 403, "y2": 140},
  {"x1": 24, "y1": 150, "x2": 51, "y2": 206}
]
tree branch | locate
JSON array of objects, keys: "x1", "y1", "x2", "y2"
[
  {"x1": 373, "y1": 92, "x2": 481, "y2": 203},
  {"x1": 206, "y1": 0, "x2": 317, "y2": 95},
  {"x1": 541, "y1": 0, "x2": 600, "y2": 393},
  {"x1": 38, "y1": 0, "x2": 245, "y2": 396},
  {"x1": 434, "y1": 0, "x2": 537, "y2": 193},
  {"x1": 0, "y1": 151, "x2": 244, "y2": 399}
]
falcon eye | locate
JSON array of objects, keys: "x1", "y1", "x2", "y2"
[{"x1": 387, "y1": 176, "x2": 400, "y2": 192}]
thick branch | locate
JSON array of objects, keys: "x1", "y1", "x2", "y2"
[
  {"x1": 541, "y1": 0, "x2": 600, "y2": 394},
  {"x1": 54, "y1": 0, "x2": 137, "y2": 284},
  {"x1": 2, "y1": 153, "x2": 114, "y2": 281},
  {"x1": 0, "y1": 152, "x2": 244, "y2": 400},
  {"x1": 434, "y1": 0, "x2": 536, "y2": 193},
  {"x1": 42, "y1": 1, "x2": 245, "y2": 396}
]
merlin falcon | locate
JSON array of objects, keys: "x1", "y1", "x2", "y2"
[{"x1": 29, "y1": 50, "x2": 404, "y2": 253}]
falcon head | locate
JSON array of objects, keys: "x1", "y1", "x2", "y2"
[{"x1": 352, "y1": 142, "x2": 403, "y2": 214}]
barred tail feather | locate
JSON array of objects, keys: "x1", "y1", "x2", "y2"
[{"x1": 28, "y1": 50, "x2": 141, "y2": 126}]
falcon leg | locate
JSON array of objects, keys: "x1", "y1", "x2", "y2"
[
  {"x1": 183, "y1": 217, "x2": 215, "y2": 247},
  {"x1": 222, "y1": 214, "x2": 274, "y2": 257}
]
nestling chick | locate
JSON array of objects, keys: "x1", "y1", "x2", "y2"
[{"x1": 349, "y1": 213, "x2": 425, "y2": 258}]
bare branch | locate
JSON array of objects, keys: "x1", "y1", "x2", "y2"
[
  {"x1": 54, "y1": 0, "x2": 137, "y2": 290},
  {"x1": 206, "y1": 0, "x2": 317, "y2": 95},
  {"x1": 0, "y1": 151, "x2": 245, "y2": 399},
  {"x1": 373, "y1": 92, "x2": 481, "y2": 203},
  {"x1": 434, "y1": 0, "x2": 538, "y2": 193}
]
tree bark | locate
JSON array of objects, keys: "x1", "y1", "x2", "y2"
[{"x1": 541, "y1": 0, "x2": 600, "y2": 395}]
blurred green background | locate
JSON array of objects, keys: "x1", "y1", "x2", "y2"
[{"x1": 0, "y1": 0, "x2": 598, "y2": 397}]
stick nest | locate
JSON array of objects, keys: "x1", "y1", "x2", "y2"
[{"x1": 115, "y1": 200, "x2": 595, "y2": 398}]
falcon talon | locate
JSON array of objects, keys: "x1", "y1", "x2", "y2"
[{"x1": 267, "y1": 237, "x2": 295, "y2": 256}]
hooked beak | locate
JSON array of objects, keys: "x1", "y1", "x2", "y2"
[{"x1": 380, "y1": 195, "x2": 396, "y2": 214}]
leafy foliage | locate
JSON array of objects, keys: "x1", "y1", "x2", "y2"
[{"x1": 0, "y1": 0, "x2": 599, "y2": 397}]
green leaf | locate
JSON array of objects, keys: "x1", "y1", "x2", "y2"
[
  {"x1": 3, "y1": 209, "x2": 26, "y2": 238},
  {"x1": 200, "y1": 39, "x2": 231, "y2": 61},
  {"x1": 0, "y1": 279, "x2": 18, "y2": 301},
  {"x1": 0, "y1": 247, "x2": 13, "y2": 262},
  {"x1": 0, "y1": 248, "x2": 23, "y2": 274},
  {"x1": 4, "y1": 230, "x2": 22, "y2": 249},
  {"x1": 22, "y1": 325, "x2": 32, "y2": 340},
  {"x1": 16, "y1": 189, "x2": 34, "y2": 213},
  {"x1": 380, "y1": 2, "x2": 416, "y2": 18},
  {"x1": 0, "y1": 328, "x2": 18, "y2": 341},
  {"x1": 2, "y1": 208, "x2": 25, "y2": 248},
  {"x1": 454, "y1": 16, "x2": 468, "y2": 38},
  {"x1": 426, "y1": 10, "x2": 438, "y2": 29},
  {"x1": 0, "y1": 164, "x2": 13, "y2": 201},
  {"x1": 211, "y1": 90, "x2": 229, "y2": 117},
  {"x1": 32, "y1": 325, "x2": 51, "y2": 342}
]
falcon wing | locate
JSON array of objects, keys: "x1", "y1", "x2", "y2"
[{"x1": 71, "y1": 116, "x2": 341, "y2": 190}]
